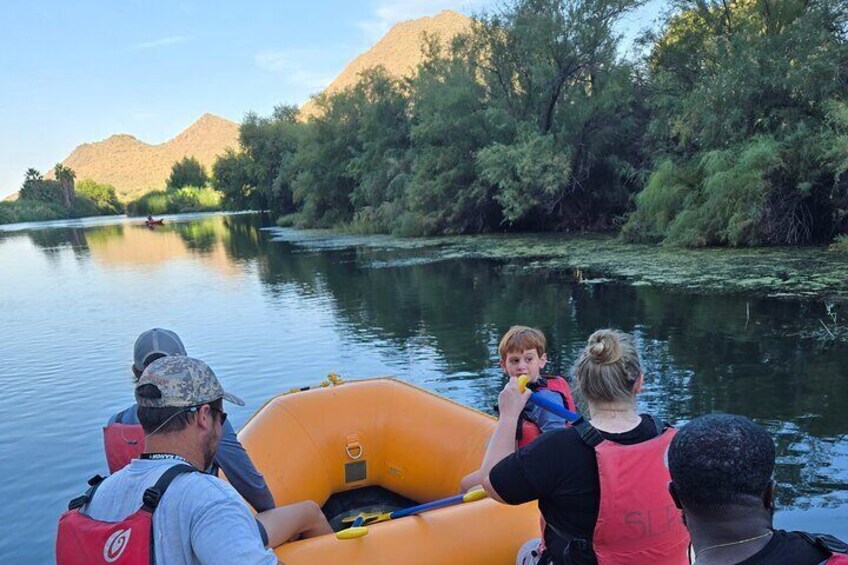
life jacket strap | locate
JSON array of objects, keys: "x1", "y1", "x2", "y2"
[
  {"x1": 141, "y1": 464, "x2": 196, "y2": 512},
  {"x1": 797, "y1": 531, "x2": 848, "y2": 555},
  {"x1": 67, "y1": 475, "x2": 106, "y2": 511},
  {"x1": 573, "y1": 420, "x2": 604, "y2": 447}
]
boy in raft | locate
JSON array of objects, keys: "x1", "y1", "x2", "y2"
[
  {"x1": 669, "y1": 413, "x2": 848, "y2": 564},
  {"x1": 460, "y1": 325, "x2": 576, "y2": 491},
  {"x1": 103, "y1": 328, "x2": 331, "y2": 548}
]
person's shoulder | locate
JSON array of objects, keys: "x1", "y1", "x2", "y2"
[
  {"x1": 531, "y1": 424, "x2": 586, "y2": 451},
  {"x1": 107, "y1": 404, "x2": 138, "y2": 425},
  {"x1": 161, "y1": 471, "x2": 245, "y2": 514},
  {"x1": 740, "y1": 530, "x2": 835, "y2": 564}
]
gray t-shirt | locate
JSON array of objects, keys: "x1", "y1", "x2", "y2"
[{"x1": 83, "y1": 458, "x2": 278, "y2": 565}]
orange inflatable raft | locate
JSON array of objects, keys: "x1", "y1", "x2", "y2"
[{"x1": 237, "y1": 377, "x2": 540, "y2": 564}]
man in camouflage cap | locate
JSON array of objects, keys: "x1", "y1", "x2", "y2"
[
  {"x1": 82, "y1": 356, "x2": 281, "y2": 564},
  {"x1": 105, "y1": 331, "x2": 276, "y2": 526}
]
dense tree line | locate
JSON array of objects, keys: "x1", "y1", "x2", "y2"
[{"x1": 213, "y1": 0, "x2": 848, "y2": 246}]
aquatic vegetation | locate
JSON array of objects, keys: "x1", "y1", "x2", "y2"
[{"x1": 266, "y1": 228, "x2": 848, "y2": 301}]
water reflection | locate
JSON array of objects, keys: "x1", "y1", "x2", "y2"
[{"x1": 2, "y1": 213, "x2": 845, "y2": 514}]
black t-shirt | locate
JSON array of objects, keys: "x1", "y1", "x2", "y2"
[
  {"x1": 489, "y1": 414, "x2": 661, "y2": 544},
  {"x1": 735, "y1": 530, "x2": 833, "y2": 564}
]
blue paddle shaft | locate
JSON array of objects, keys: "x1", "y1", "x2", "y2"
[
  {"x1": 390, "y1": 493, "x2": 466, "y2": 519},
  {"x1": 528, "y1": 391, "x2": 582, "y2": 422}
]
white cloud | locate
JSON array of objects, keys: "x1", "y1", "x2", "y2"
[
  {"x1": 357, "y1": 0, "x2": 493, "y2": 42},
  {"x1": 254, "y1": 50, "x2": 335, "y2": 93},
  {"x1": 133, "y1": 36, "x2": 194, "y2": 50}
]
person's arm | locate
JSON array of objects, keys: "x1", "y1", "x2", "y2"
[
  {"x1": 460, "y1": 470, "x2": 483, "y2": 492},
  {"x1": 191, "y1": 493, "x2": 280, "y2": 564},
  {"x1": 478, "y1": 377, "x2": 530, "y2": 503},
  {"x1": 214, "y1": 420, "x2": 276, "y2": 512}
]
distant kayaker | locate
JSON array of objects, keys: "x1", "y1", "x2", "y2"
[
  {"x1": 460, "y1": 325, "x2": 575, "y2": 491},
  {"x1": 669, "y1": 414, "x2": 848, "y2": 564},
  {"x1": 58, "y1": 357, "x2": 280, "y2": 564},
  {"x1": 478, "y1": 329, "x2": 690, "y2": 564},
  {"x1": 103, "y1": 328, "x2": 331, "y2": 548}
]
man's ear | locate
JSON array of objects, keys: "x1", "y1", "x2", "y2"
[
  {"x1": 763, "y1": 480, "x2": 776, "y2": 511},
  {"x1": 668, "y1": 481, "x2": 683, "y2": 510},
  {"x1": 194, "y1": 405, "x2": 215, "y2": 432},
  {"x1": 539, "y1": 353, "x2": 548, "y2": 369},
  {"x1": 498, "y1": 359, "x2": 506, "y2": 372}
]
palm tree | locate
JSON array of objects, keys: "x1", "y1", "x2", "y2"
[
  {"x1": 54, "y1": 164, "x2": 76, "y2": 209},
  {"x1": 24, "y1": 168, "x2": 43, "y2": 183}
]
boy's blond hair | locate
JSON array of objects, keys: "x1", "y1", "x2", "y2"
[{"x1": 498, "y1": 326, "x2": 547, "y2": 360}]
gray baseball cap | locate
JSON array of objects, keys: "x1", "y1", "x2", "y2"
[
  {"x1": 133, "y1": 328, "x2": 187, "y2": 372},
  {"x1": 136, "y1": 356, "x2": 245, "y2": 408}
]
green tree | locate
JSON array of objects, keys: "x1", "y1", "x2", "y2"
[
  {"x1": 626, "y1": 0, "x2": 848, "y2": 246},
  {"x1": 76, "y1": 179, "x2": 123, "y2": 215},
  {"x1": 167, "y1": 157, "x2": 208, "y2": 189},
  {"x1": 213, "y1": 149, "x2": 258, "y2": 210},
  {"x1": 291, "y1": 92, "x2": 362, "y2": 227},
  {"x1": 24, "y1": 168, "x2": 43, "y2": 183},
  {"x1": 402, "y1": 36, "x2": 501, "y2": 235},
  {"x1": 345, "y1": 67, "x2": 412, "y2": 232},
  {"x1": 54, "y1": 163, "x2": 76, "y2": 209},
  {"x1": 238, "y1": 105, "x2": 303, "y2": 213}
]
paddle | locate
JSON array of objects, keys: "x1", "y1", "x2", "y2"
[
  {"x1": 516, "y1": 375, "x2": 583, "y2": 423},
  {"x1": 335, "y1": 488, "x2": 488, "y2": 540}
]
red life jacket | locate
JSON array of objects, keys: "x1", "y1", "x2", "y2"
[
  {"x1": 103, "y1": 409, "x2": 145, "y2": 474},
  {"x1": 544, "y1": 418, "x2": 690, "y2": 565},
  {"x1": 56, "y1": 464, "x2": 195, "y2": 565},
  {"x1": 517, "y1": 375, "x2": 577, "y2": 448}
]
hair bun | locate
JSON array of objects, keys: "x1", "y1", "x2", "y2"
[{"x1": 588, "y1": 330, "x2": 622, "y2": 365}]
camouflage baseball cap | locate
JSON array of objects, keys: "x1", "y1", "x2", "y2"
[{"x1": 135, "y1": 356, "x2": 245, "y2": 408}]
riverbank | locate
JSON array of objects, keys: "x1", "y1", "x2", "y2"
[{"x1": 267, "y1": 228, "x2": 848, "y2": 301}]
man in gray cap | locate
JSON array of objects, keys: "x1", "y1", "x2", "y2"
[{"x1": 79, "y1": 356, "x2": 281, "y2": 564}]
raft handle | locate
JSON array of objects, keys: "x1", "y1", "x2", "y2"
[{"x1": 345, "y1": 441, "x2": 363, "y2": 460}]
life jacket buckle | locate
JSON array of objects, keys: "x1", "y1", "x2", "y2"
[{"x1": 143, "y1": 487, "x2": 163, "y2": 509}]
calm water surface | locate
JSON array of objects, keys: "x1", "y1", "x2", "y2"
[{"x1": 1, "y1": 212, "x2": 845, "y2": 562}]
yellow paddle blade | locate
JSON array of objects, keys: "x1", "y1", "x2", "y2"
[
  {"x1": 462, "y1": 488, "x2": 487, "y2": 503},
  {"x1": 336, "y1": 526, "x2": 369, "y2": 540},
  {"x1": 517, "y1": 375, "x2": 530, "y2": 393}
]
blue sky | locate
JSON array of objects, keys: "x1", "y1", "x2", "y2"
[{"x1": 0, "y1": 0, "x2": 664, "y2": 199}]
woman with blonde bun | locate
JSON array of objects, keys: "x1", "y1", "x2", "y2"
[{"x1": 477, "y1": 329, "x2": 690, "y2": 565}]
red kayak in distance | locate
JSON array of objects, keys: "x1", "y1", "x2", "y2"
[{"x1": 144, "y1": 218, "x2": 165, "y2": 227}]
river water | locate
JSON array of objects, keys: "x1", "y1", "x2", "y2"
[{"x1": 1, "y1": 212, "x2": 845, "y2": 562}]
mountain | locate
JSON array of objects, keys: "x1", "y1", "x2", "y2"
[
  {"x1": 18, "y1": 11, "x2": 471, "y2": 202},
  {"x1": 299, "y1": 10, "x2": 472, "y2": 119},
  {"x1": 54, "y1": 113, "x2": 239, "y2": 201}
]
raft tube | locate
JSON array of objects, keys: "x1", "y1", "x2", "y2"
[{"x1": 237, "y1": 377, "x2": 540, "y2": 564}]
